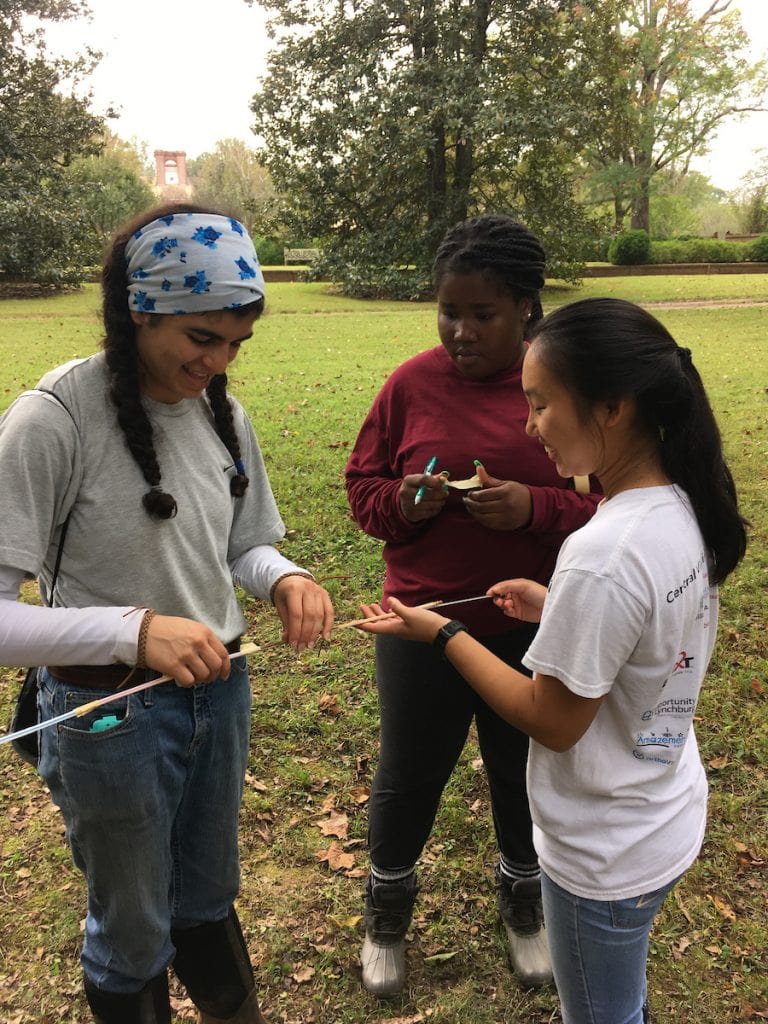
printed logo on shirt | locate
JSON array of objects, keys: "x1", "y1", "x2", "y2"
[
  {"x1": 641, "y1": 697, "x2": 696, "y2": 722},
  {"x1": 636, "y1": 727, "x2": 688, "y2": 750},
  {"x1": 632, "y1": 749, "x2": 673, "y2": 766},
  {"x1": 666, "y1": 553, "x2": 707, "y2": 604},
  {"x1": 632, "y1": 725, "x2": 689, "y2": 766},
  {"x1": 674, "y1": 651, "x2": 695, "y2": 672}
]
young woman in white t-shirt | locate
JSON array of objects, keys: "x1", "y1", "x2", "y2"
[{"x1": 355, "y1": 297, "x2": 747, "y2": 1024}]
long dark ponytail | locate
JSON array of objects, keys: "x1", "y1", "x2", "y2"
[
  {"x1": 432, "y1": 213, "x2": 546, "y2": 336},
  {"x1": 101, "y1": 202, "x2": 263, "y2": 519},
  {"x1": 529, "y1": 298, "x2": 747, "y2": 584}
]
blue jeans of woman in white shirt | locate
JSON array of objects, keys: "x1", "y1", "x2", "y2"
[{"x1": 542, "y1": 869, "x2": 682, "y2": 1023}]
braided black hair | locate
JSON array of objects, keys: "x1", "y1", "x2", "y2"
[
  {"x1": 432, "y1": 214, "x2": 546, "y2": 335},
  {"x1": 101, "y1": 202, "x2": 263, "y2": 519}
]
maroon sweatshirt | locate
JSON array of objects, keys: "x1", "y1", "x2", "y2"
[{"x1": 345, "y1": 345, "x2": 601, "y2": 635}]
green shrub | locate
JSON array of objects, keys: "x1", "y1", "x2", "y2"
[
  {"x1": 608, "y1": 229, "x2": 651, "y2": 265},
  {"x1": 649, "y1": 238, "x2": 747, "y2": 264},
  {"x1": 581, "y1": 234, "x2": 612, "y2": 262},
  {"x1": 748, "y1": 233, "x2": 768, "y2": 262},
  {"x1": 252, "y1": 235, "x2": 285, "y2": 266}
]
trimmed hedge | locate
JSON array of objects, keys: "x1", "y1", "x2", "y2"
[
  {"x1": 749, "y1": 233, "x2": 768, "y2": 262},
  {"x1": 606, "y1": 233, "x2": 767, "y2": 266},
  {"x1": 649, "y1": 238, "x2": 747, "y2": 264}
]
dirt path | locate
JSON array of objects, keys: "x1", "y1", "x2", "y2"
[{"x1": 642, "y1": 298, "x2": 768, "y2": 310}]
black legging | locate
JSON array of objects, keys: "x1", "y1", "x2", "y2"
[{"x1": 368, "y1": 626, "x2": 539, "y2": 874}]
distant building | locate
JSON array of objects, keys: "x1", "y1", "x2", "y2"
[{"x1": 153, "y1": 150, "x2": 193, "y2": 199}]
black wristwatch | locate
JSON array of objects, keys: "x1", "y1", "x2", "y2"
[{"x1": 433, "y1": 619, "x2": 468, "y2": 657}]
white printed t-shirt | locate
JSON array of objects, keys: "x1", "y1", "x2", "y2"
[{"x1": 523, "y1": 485, "x2": 718, "y2": 900}]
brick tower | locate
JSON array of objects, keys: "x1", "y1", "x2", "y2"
[{"x1": 153, "y1": 150, "x2": 193, "y2": 199}]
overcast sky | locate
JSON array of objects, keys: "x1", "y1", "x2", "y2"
[{"x1": 40, "y1": 0, "x2": 768, "y2": 192}]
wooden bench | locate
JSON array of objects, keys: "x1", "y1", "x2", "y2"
[{"x1": 284, "y1": 248, "x2": 320, "y2": 264}]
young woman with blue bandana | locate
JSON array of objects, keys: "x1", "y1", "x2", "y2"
[{"x1": 0, "y1": 203, "x2": 333, "y2": 1023}]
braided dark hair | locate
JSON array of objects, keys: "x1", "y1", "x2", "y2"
[
  {"x1": 432, "y1": 214, "x2": 546, "y2": 336},
  {"x1": 101, "y1": 202, "x2": 264, "y2": 519},
  {"x1": 529, "y1": 298, "x2": 747, "y2": 584}
]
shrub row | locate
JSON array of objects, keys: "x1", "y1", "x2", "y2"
[{"x1": 608, "y1": 230, "x2": 768, "y2": 266}]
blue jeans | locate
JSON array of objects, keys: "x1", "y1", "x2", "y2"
[
  {"x1": 37, "y1": 659, "x2": 251, "y2": 994},
  {"x1": 542, "y1": 870, "x2": 682, "y2": 1024}
]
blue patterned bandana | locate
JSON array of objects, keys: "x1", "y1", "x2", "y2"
[{"x1": 125, "y1": 213, "x2": 266, "y2": 314}]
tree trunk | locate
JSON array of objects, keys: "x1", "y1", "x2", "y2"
[{"x1": 631, "y1": 164, "x2": 651, "y2": 232}]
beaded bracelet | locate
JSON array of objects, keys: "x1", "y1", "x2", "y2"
[
  {"x1": 136, "y1": 608, "x2": 158, "y2": 668},
  {"x1": 269, "y1": 571, "x2": 314, "y2": 604}
]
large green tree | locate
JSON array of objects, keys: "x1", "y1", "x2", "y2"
[
  {"x1": 63, "y1": 134, "x2": 156, "y2": 264},
  {"x1": 581, "y1": 0, "x2": 767, "y2": 232},
  {"x1": 731, "y1": 149, "x2": 768, "y2": 235},
  {"x1": 249, "y1": 0, "x2": 602, "y2": 297},
  {"x1": 0, "y1": 0, "x2": 105, "y2": 283},
  {"x1": 187, "y1": 139, "x2": 276, "y2": 237}
]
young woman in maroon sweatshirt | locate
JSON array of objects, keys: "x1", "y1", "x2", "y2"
[{"x1": 345, "y1": 214, "x2": 600, "y2": 997}]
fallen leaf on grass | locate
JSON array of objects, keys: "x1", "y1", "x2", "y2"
[
  {"x1": 750, "y1": 677, "x2": 763, "y2": 696},
  {"x1": 672, "y1": 935, "x2": 692, "y2": 960},
  {"x1": 379, "y1": 1015, "x2": 427, "y2": 1024},
  {"x1": 734, "y1": 842, "x2": 764, "y2": 866},
  {"x1": 423, "y1": 950, "x2": 458, "y2": 963},
  {"x1": 244, "y1": 771, "x2": 269, "y2": 792},
  {"x1": 292, "y1": 965, "x2": 315, "y2": 984},
  {"x1": 673, "y1": 889, "x2": 694, "y2": 925},
  {"x1": 318, "y1": 811, "x2": 349, "y2": 839},
  {"x1": 351, "y1": 784, "x2": 370, "y2": 804},
  {"x1": 328, "y1": 913, "x2": 363, "y2": 930},
  {"x1": 709, "y1": 894, "x2": 737, "y2": 921},
  {"x1": 708, "y1": 755, "x2": 729, "y2": 770},
  {"x1": 316, "y1": 841, "x2": 355, "y2": 872},
  {"x1": 739, "y1": 1002, "x2": 768, "y2": 1019},
  {"x1": 318, "y1": 693, "x2": 342, "y2": 716}
]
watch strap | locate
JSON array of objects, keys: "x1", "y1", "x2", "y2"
[{"x1": 433, "y1": 619, "x2": 468, "y2": 656}]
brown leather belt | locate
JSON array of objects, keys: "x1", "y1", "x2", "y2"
[{"x1": 48, "y1": 638, "x2": 243, "y2": 690}]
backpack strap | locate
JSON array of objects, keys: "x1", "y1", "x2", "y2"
[{"x1": 33, "y1": 388, "x2": 74, "y2": 606}]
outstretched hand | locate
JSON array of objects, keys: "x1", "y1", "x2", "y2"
[
  {"x1": 354, "y1": 597, "x2": 451, "y2": 644},
  {"x1": 462, "y1": 462, "x2": 533, "y2": 531},
  {"x1": 487, "y1": 578, "x2": 548, "y2": 623}
]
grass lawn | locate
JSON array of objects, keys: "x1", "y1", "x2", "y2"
[{"x1": 0, "y1": 278, "x2": 766, "y2": 1023}]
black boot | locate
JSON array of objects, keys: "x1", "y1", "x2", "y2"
[
  {"x1": 495, "y1": 867, "x2": 553, "y2": 988},
  {"x1": 360, "y1": 872, "x2": 418, "y2": 997},
  {"x1": 84, "y1": 971, "x2": 170, "y2": 1024},
  {"x1": 171, "y1": 907, "x2": 268, "y2": 1023}
]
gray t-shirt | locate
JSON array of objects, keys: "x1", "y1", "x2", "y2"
[{"x1": 0, "y1": 352, "x2": 285, "y2": 642}]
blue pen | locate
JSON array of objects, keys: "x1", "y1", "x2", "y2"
[{"x1": 414, "y1": 456, "x2": 438, "y2": 505}]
